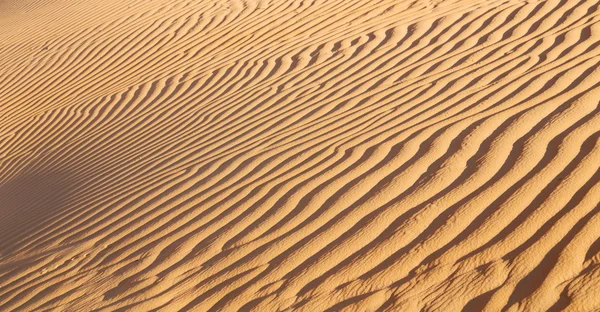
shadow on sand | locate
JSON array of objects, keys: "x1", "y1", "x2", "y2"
[{"x1": 0, "y1": 169, "x2": 79, "y2": 255}]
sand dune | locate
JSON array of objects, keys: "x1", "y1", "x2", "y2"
[{"x1": 1, "y1": 0, "x2": 600, "y2": 310}]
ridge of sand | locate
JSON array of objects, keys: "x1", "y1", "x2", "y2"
[{"x1": 1, "y1": 0, "x2": 600, "y2": 310}]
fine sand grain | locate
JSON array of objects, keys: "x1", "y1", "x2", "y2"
[{"x1": 1, "y1": 0, "x2": 600, "y2": 311}]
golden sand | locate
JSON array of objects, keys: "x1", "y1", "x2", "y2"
[{"x1": 1, "y1": 0, "x2": 600, "y2": 310}]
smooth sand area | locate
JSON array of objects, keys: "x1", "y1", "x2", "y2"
[{"x1": 1, "y1": 0, "x2": 600, "y2": 310}]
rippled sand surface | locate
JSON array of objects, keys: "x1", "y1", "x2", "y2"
[{"x1": 2, "y1": 0, "x2": 600, "y2": 310}]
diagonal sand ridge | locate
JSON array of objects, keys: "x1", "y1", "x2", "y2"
[{"x1": 1, "y1": 0, "x2": 600, "y2": 310}]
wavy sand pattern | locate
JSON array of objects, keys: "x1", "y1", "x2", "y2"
[{"x1": 1, "y1": 0, "x2": 600, "y2": 310}]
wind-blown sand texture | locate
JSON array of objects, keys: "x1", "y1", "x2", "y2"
[{"x1": 1, "y1": 0, "x2": 600, "y2": 310}]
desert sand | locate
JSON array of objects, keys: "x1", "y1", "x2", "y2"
[{"x1": 1, "y1": 0, "x2": 600, "y2": 310}]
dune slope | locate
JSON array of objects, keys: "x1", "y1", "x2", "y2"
[{"x1": 1, "y1": 0, "x2": 600, "y2": 310}]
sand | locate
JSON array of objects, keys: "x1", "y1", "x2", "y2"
[{"x1": 1, "y1": 0, "x2": 600, "y2": 310}]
